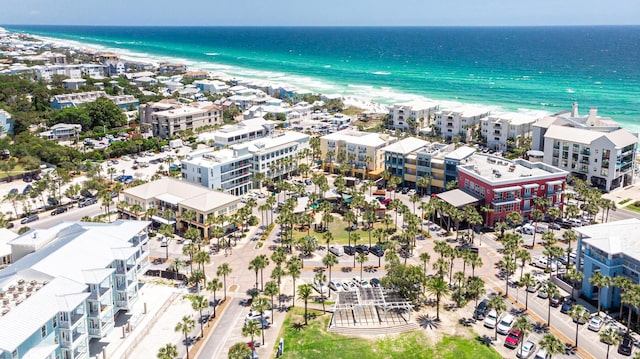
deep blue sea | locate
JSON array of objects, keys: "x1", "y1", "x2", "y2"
[{"x1": 5, "y1": 26, "x2": 640, "y2": 129}]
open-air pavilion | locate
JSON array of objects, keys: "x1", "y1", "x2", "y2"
[{"x1": 330, "y1": 287, "x2": 414, "y2": 328}]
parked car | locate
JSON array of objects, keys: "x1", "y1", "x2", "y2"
[
  {"x1": 313, "y1": 279, "x2": 329, "y2": 295},
  {"x1": 160, "y1": 237, "x2": 171, "y2": 247},
  {"x1": 473, "y1": 299, "x2": 489, "y2": 320},
  {"x1": 20, "y1": 214, "x2": 39, "y2": 224},
  {"x1": 23, "y1": 175, "x2": 32, "y2": 182},
  {"x1": 78, "y1": 198, "x2": 98, "y2": 208},
  {"x1": 497, "y1": 313, "x2": 516, "y2": 335},
  {"x1": 245, "y1": 317, "x2": 269, "y2": 329},
  {"x1": 355, "y1": 244, "x2": 369, "y2": 254},
  {"x1": 560, "y1": 298, "x2": 575, "y2": 314},
  {"x1": 483, "y1": 309, "x2": 499, "y2": 329},
  {"x1": 329, "y1": 279, "x2": 342, "y2": 292},
  {"x1": 369, "y1": 278, "x2": 381, "y2": 287},
  {"x1": 329, "y1": 246, "x2": 344, "y2": 256},
  {"x1": 358, "y1": 280, "x2": 371, "y2": 288},
  {"x1": 549, "y1": 296, "x2": 563, "y2": 307},
  {"x1": 341, "y1": 280, "x2": 357, "y2": 292},
  {"x1": 504, "y1": 328, "x2": 523, "y2": 349},
  {"x1": 246, "y1": 310, "x2": 270, "y2": 321},
  {"x1": 534, "y1": 348, "x2": 549, "y2": 359},
  {"x1": 455, "y1": 244, "x2": 479, "y2": 254},
  {"x1": 343, "y1": 245, "x2": 356, "y2": 255},
  {"x1": 588, "y1": 315, "x2": 604, "y2": 332},
  {"x1": 548, "y1": 223, "x2": 561, "y2": 230},
  {"x1": 50, "y1": 206, "x2": 68, "y2": 216},
  {"x1": 618, "y1": 335, "x2": 633, "y2": 356},
  {"x1": 517, "y1": 340, "x2": 537, "y2": 358},
  {"x1": 22, "y1": 185, "x2": 33, "y2": 195},
  {"x1": 8, "y1": 188, "x2": 18, "y2": 195},
  {"x1": 369, "y1": 245, "x2": 385, "y2": 257},
  {"x1": 527, "y1": 281, "x2": 541, "y2": 293}
]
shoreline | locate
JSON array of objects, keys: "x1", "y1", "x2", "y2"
[{"x1": 7, "y1": 27, "x2": 639, "y2": 130}]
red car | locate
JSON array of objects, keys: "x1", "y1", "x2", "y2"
[{"x1": 504, "y1": 328, "x2": 523, "y2": 349}]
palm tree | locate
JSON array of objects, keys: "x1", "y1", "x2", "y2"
[
  {"x1": 614, "y1": 276, "x2": 633, "y2": 319},
  {"x1": 190, "y1": 295, "x2": 209, "y2": 337},
  {"x1": 322, "y1": 254, "x2": 338, "y2": 296},
  {"x1": 174, "y1": 315, "x2": 195, "y2": 359},
  {"x1": 419, "y1": 252, "x2": 431, "y2": 277},
  {"x1": 188, "y1": 270, "x2": 205, "y2": 293},
  {"x1": 263, "y1": 281, "x2": 279, "y2": 322},
  {"x1": 216, "y1": 263, "x2": 232, "y2": 301},
  {"x1": 157, "y1": 343, "x2": 178, "y2": 359},
  {"x1": 206, "y1": 278, "x2": 222, "y2": 318},
  {"x1": 287, "y1": 258, "x2": 302, "y2": 307},
  {"x1": 519, "y1": 273, "x2": 537, "y2": 311},
  {"x1": 538, "y1": 334, "x2": 565, "y2": 358},
  {"x1": 541, "y1": 281, "x2": 560, "y2": 327},
  {"x1": 249, "y1": 254, "x2": 269, "y2": 291},
  {"x1": 599, "y1": 326, "x2": 621, "y2": 359},
  {"x1": 297, "y1": 283, "x2": 313, "y2": 325},
  {"x1": 569, "y1": 304, "x2": 590, "y2": 349},
  {"x1": 193, "y1": 250, "x2": 211, "y2": 275},
  {"x1": 182, "y1": 243, "x2": 197, "y2": 272},
  {"x1": 565, "y1": 267, "x2": 583, "y2": 300},
  {"x1": 516, "y1": 249, "x2": 531, "y2": 280},
  {"x1": 425, "y1": 276, "x2": 450, "y2": 321},
  {"x1": 512, "y1": 316, "x2": 533, "y2": 356},
  {"x1": 242, "y1": 320, "x2": 260, "y2": 349},
  {"x1": 487, "y1": 295, "x2": 507, "y2": 339},
  {"x1": 590, "y1": 272, "x2": 611, "y2": 315},
  {"x1": 352, "y1": 251, "x2": 367, "y2": 278},
  {"x1": 167, "y1": 258, "x2": 185, "y2": 280},
  {"x1": 252, "y1": 297, "x2": 271, "y2": 344},
  {"x1": 467, "y1": 277, "x2": 486, "y2": 309}
]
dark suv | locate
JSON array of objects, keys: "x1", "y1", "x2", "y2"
[
  {"x1": 369, "y1": 245, "x2": 385, "y2": 257},
  {"x1": 618, "y1": 335, "x2": 633, "y2": 356},
  {"x1": 474, "y1": 299, "x2": 489, "y2": 320},
  {"x1": 51, "y1": 207, "x2": 68, "y2": 216},
  {"x1": 343, "y1": 245, "x2": 355, "y2": 255},
  {"x1": 355, "y1": 245, "x2": 369, "y2": 254}
]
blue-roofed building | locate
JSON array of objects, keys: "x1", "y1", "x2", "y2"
[
  {"x1": 0, "y1": 220, "x2": 150, "y2": 359},
  {"x1": 576, "y1": 218, "x2": 640, "y2": 310}
]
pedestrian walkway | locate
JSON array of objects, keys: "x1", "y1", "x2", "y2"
[{"x1": 88, "y1": 283, "x2": 185, "y2": 359}]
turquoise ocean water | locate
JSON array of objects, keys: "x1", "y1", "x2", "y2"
[{"x1": 5, "y1": 26, "x2": 640, "y2": 130}]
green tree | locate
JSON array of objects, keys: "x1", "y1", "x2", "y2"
[
  {"x1": 590, "y1": 272, "x2": 611, "y2": 315},
  {"x1": 249, "y1": 254, "x2": 269, "y2": 291},
  {"x1": 599, "y1": 326, "x2": 621, "y2": 359},
  {"x1": 241, "y1": 320, "x2": 260, "y2": 349},
  {"x1": 568, "y1": 304, "x2": 590, "y2": 349},
  {"x1": 538, "y1": 334, "x2": 565, "y2": 358},
  {"x1": 206, "y1": 278, "x2": 222, "y2": 318},
  {"x1": 216, "y1": 263, "x2": 232, "y2": 300},
  {"x1": 425, "y1": 276, "x2": 450, "y2": 321},
  {"x1": 322, "y1": 254, "x2": 339, "y2": 296},
  {"x1": 541, "y1": 281, "x2": 560, "y2": 327},
  {"x1": 356, "y1": 252, "x2": 368, "y2": 279},
  {"x1": 263, "y1": 281, "x2": 279, "y2": 322},
  {"x1": 512, "y1": 316, "x2": 533, "y2": 356},
  {"x1": 228, "y1": 342, "x2": 252, "y2": 359},
  {"x1": 157, "y1": 343, "x2": 178, "y2": 359},
  {"x1": 487, "y1": 295, "x2": 507, "y2": 340},
  {"x1": 174, "y1": 315, "x2": 195, "y2": 359},
  {"x1": 519, "y1": 273, "x2": 537, "y2": 311},
  {"x1": 287, "y1": 257, "x2": 302, "y2": 307},
  {"x1": 252, "y1": 297, "x2": 271, "y2": 345},
  {"x1": 189, "y1": 295, "x2": 209, "y2": 338},
  {"x1": 297, "y1": 283, "x2": 313, "y2": 325}
]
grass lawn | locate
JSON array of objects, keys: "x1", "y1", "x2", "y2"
[
  {"x1": 277, "y1": 308, "x2": 502, "y2": 359},
  {"x1": 625, "y1": 202, "x2": 640, "y2": 213},
  {"x1": 0, "y1": 162, "x2": 27, "y2": 180},
  {"x1": 290, "y1": 215, "x2": 392, "y2": 246}
]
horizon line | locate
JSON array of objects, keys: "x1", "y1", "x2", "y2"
[{"x1": 3, "y1": 24, "x2": 640, "y2": 28}]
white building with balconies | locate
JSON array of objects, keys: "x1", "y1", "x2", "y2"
[
  {"x1": 390, "y1": 100, "x2": 440, "y2": 133},
  {"x1": 0, "y1": 220, "x2": 150, "y2": 359},
  {"x1": 435, "y1": 105, "x2": 491, "y2": 142},
  {"x1": 481, "y1": 111, "x2": 540, "y2": 152}
]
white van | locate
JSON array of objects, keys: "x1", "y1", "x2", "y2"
[
  {"x1": 329, "y1": 246, "x2": 344, "y2": 257},
  {"x1": 535, "y1": 256, "x2": 558, "y2": 271}
]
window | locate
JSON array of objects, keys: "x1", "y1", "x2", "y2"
[
  {"x1": 53, "y1": 315, "x2": 58, "y2": 328},
  {"x1": 12, "y1": 350, "x2": 18, "y2": 359}
]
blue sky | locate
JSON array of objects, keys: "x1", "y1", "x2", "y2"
[{"x1": 0, "y1": 0, "x2": 638, "y2": 26}]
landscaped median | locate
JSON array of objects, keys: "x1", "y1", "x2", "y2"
[{"x1": 275, "y1": 307, "x2": 502, "y2": 359}]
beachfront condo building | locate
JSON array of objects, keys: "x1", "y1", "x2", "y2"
[
  {"x1": 576, "y1": 219, "x2": 640, "y2": 310},
  {"x1": 51, "y1": 91, "x2": 139, "y2": 110},
  {"x1": 197, "y1": 117, "x2": 275, "y2": 147},
  {"x1": 0, "y1": 220, "x2": 150, "y2": 359},
  {"x1": 381, "y1": 137, "x2": 475, "y2": 193},
  {"x1": 0, "y1": 109, "x2": 14, "y2": 137},
  {"x1": 389, "y1": 100, "x2": 440, "y2": 133},
  {"x1": 435, "y1": 105, "x2": 491, "y2": 143},
  {"x1": 182, "y1": 148, "x2": 254, "y2": 196},
  {"x1": 457, "y1": 153, "x2": 568, "y2": 226},
  {"x1": 139, "y1": 101, "x2": 222, "y2": 139},
  {"x1": 320, "y1": 130, "x2": 396, "y2": 179},
  {"x1": 480, "y1": 111, "x2": 539, "y2": 152},
  {"x1": 120, "y1": 177, "x2": 242, "y2": 239},
  {"x1": 532, "y1": 104, "x2": 637, "y2": 192},
  {"x1": 183, "y1": 131, "x2": 310, "y2": 194}
]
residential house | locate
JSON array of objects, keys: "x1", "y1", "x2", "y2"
[
  {"x1": 196, "y1": 117, "x2": 275, "y2": 147},
  {"x1": 141, "y1": 102, "x2": 222, "y2": 139},
  {"x1": 40, "y1": 123, "x2": 82, "y2": 141}
]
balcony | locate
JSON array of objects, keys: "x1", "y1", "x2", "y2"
[
  {"x1": 553, "y1": 144, "x2": 560, "y2": 149},
  {"x1": 581, "y1": 149, "x2": 591, "y2": 156},
  {"x1": 60, "y1": 313, "x2": 85, "y2": 329},
  {"x1": 493, "y1": 130, "x2": 501, "y2": 135},
  {"x1": 88, "y1": 327, "x2": 101, "y2": 337}
]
